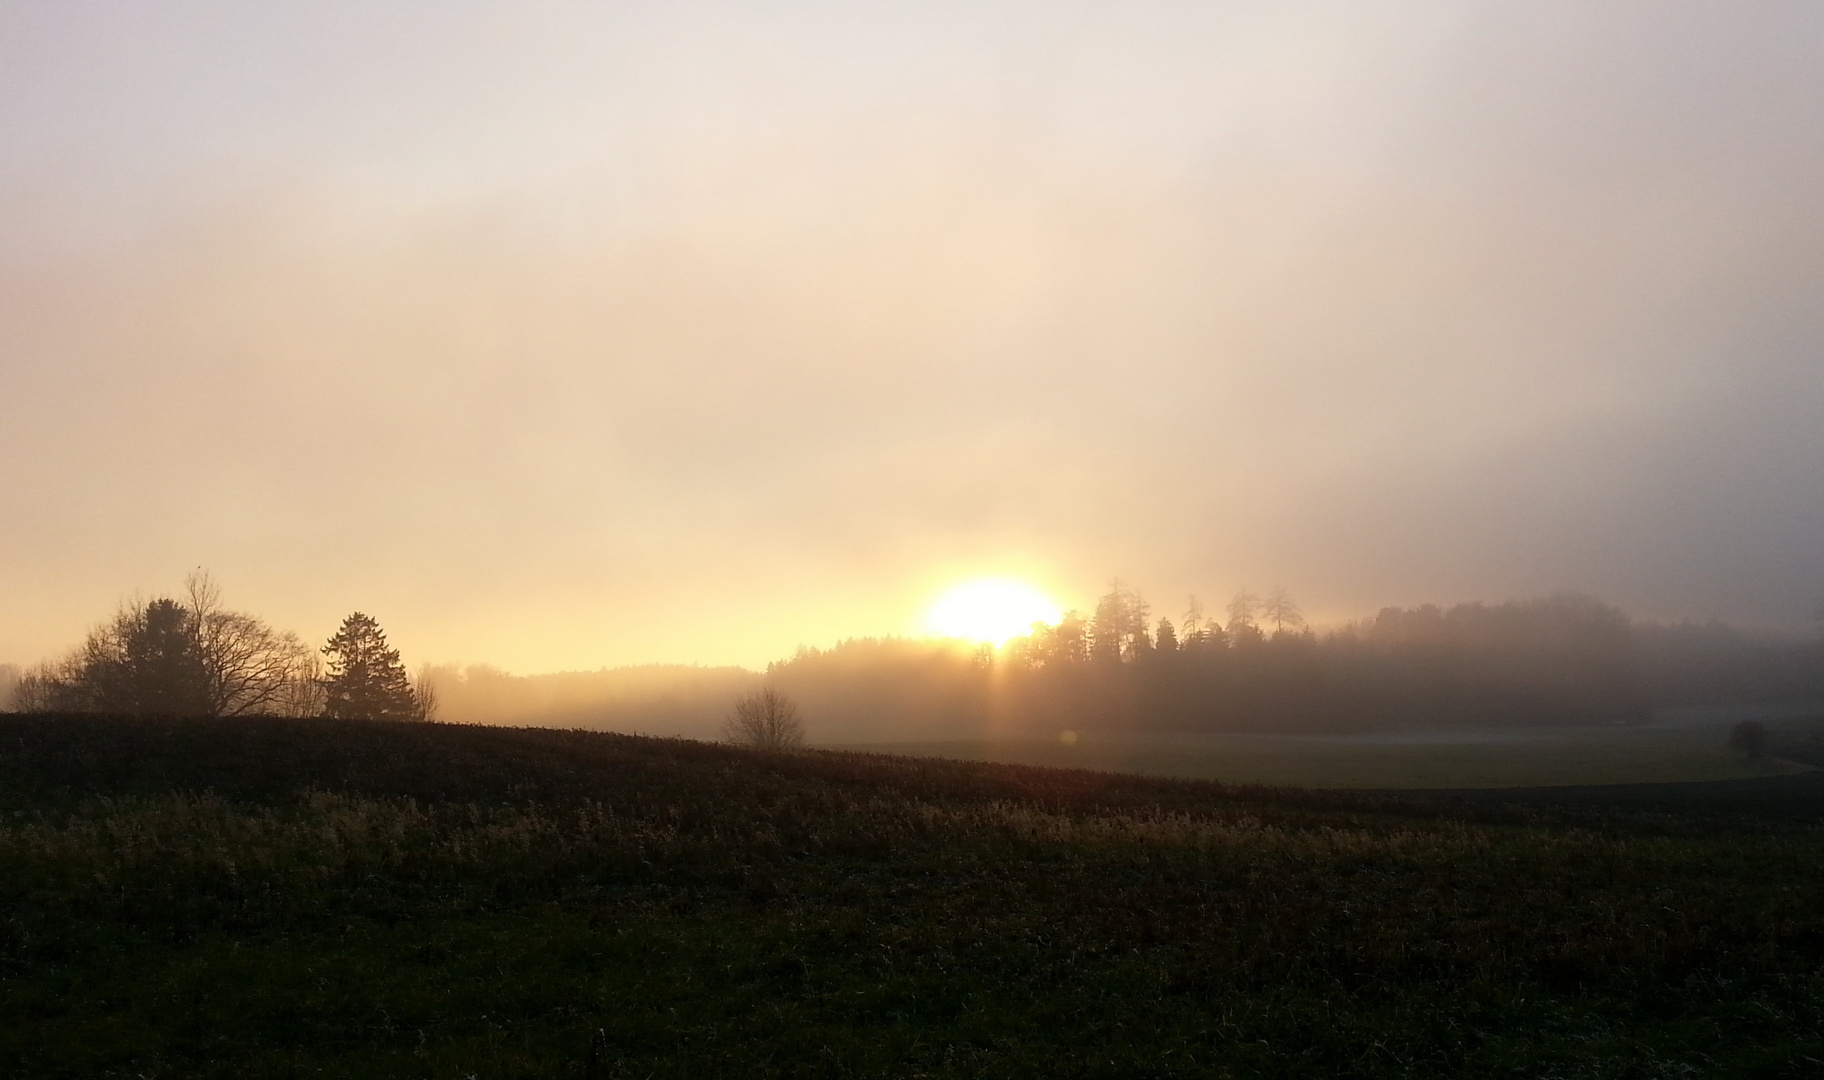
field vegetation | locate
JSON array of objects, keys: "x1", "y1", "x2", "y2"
[
  {"x1": 834, "y1": 722, "x2": 1820, "y2": 789},
  {"x1": 3, "y1": 714, "x2": 1823, "y2": 1078}
]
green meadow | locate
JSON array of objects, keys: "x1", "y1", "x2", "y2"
[{"x1": 828, "y1": 723, "x2": 1815, "y2": 789}]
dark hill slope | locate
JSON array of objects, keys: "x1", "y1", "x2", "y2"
[
  {"x1": 0, "y1": 712, "x2": 1443, "y2": 820},
  {"x1": 2, "y1": 714, "x2": 1822, "y2": 1079}
]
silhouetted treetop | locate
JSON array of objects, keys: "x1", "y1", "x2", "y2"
[
  {"x1": 1090, "y1": 581, "x2": 1151, "y2": 663},
  {"x1": 767, "y1": 588, "x2": 1687, "y2": 736},
  {"x1": 14, "y1": 572, "x2": 317, "y2": 717},
  {"x1": 1262, "y1": 585, "x2": 1305, "y2": 636},
  {"x1": 322, "y1": 612, "x2": 423, "y2": 722}
]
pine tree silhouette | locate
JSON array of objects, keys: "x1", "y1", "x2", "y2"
[{"x1": 321, "y1": 612, "x2": 419, "y2": 721}]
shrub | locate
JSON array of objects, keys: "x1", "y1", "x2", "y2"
[
  {"x1": 1729, "y1": 719, "x2": 1770, "y2": 757},
  {"x1": 724, "y1": 688, "x2": 804, "y2": 751}
]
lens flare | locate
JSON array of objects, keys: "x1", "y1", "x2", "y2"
[{"x1": 926, "y1": 578, "x2": 1062, "y2": 646}]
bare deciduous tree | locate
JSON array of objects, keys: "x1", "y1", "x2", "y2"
[
  {"x1": 186, "y1": 572, "x2": 318, "y2": 716},
  {"x1": 413, "y1": 663, "x2": 441, "y2": 723},
  {"x1": 1262, "y1": 585, "x2": 1305, "y2": 636},
  {"x1": 1181, "y1": 596, "x2": 1205, "y2": 640},
  {"x1": 724, "y1": 688, "x2": 804, "y2": 751},
  {"x1": 273, "y1": 650, "x2": 328, "y2": 717},
  {"x1": 1226, "y1": 589, "x2": 1260, "y2": 631}
]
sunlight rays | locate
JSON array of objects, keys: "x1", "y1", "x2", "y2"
[{"x1": 925, "y1": 578, "x2": 1061, "y2": 646}]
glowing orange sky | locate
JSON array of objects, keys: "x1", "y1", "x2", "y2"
[{"x1": 3, "y1": 3, "x2": 1823, "y2": 673}]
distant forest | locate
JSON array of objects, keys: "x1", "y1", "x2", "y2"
[
  {"x1": 419, "y1": 663, "x2": 759, "y2": 740},
  {"x1": 4, "y1": 581, "x2": 1822, "y2": 738},
  {"x1": 411, "y1": 586, "x2": 1824, "y2": 739},
  {"x1": 773, "y1": 587, "x2": 1824, "y2": 739}
]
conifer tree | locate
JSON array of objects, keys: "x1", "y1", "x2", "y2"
[
  {"x1": 321, "y1": 612, "x2": 420, "y2": 721},
  {"x1": 123, "y1": 598, "x2": 212, "y2": 715},
  {"x1": 1090, "y1": 581, "x2": 1152, "y2": 662}
]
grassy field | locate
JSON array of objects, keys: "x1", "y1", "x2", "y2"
[
  {"x1": 825, "y1": 724, "x2": 1817, "y2": 789},
  {"x1": 3, "y1": 714, "x2": 1823, "y2": 1078}
]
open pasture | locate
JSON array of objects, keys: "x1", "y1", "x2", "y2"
[{"x1": 829, "y1": 722, "x2": 1816, "y2": 789}]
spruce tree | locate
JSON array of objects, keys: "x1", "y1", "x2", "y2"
[
  {"x1": 123, "y1": 598, "x2": 212, "y2": 715},
  {"x1": 321, "y1": 612, "x2": 419, "y2": 721}
]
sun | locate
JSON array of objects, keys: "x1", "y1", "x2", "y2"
[{"x1": 926, "y1": 578, "x2": 1062, "y2": 646}]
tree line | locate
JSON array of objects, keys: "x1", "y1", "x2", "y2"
[
  {"x1": 769, "y1": 583, "x2": 1824, "y2": 736},
  {"x1": 11, "y1": 573, "x2": 432, "y2": 722},
  {"x1": 11, "y1": 575, "x2": 1818, "y2": 737}
]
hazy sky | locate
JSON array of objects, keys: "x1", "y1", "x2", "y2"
[{"x1": 4, "y1": 1, "x2": 1823, "y2": 672}]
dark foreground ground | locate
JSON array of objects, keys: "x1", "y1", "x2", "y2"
[{"x1": 2, "y1": 715, "x2": 1822, "y2": 1079}]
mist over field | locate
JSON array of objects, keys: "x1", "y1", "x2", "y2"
[
  {"x1": 4, "y1": 2, "x2": 1824, "y2": 680},
  {"x1": 12, "y1": 10, "x2": 1824, "y2": 1072}
]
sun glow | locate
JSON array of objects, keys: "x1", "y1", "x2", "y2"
[{"x1": 926, "y1": 578, "x2": 1063, "y2": 646}]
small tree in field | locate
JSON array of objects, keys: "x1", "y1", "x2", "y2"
[
  {"x1": 725, "y1": 688, "x2": 804, "y2": 751},
  {"x1": 322, "y1": 612, "x2": 422, "y2": 721},
  {"x1": 1729, "y1": 719, "x2": 1770, "y2": 758}
]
